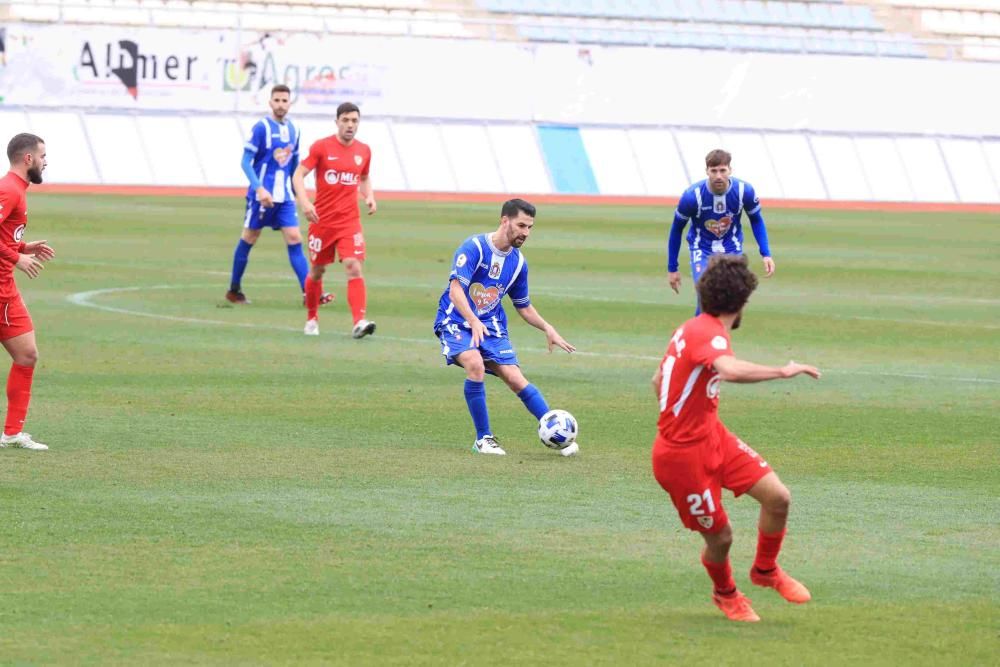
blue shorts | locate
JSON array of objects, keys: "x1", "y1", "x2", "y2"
[
  {"x1": 435, "y1": 325, "x2": 520, "y2": 370},
  {"x1": 692, "y1": 249, "x2": 747, "y2": 283},
  {"x1": 243, "y1": 197, "x2": 298, "y2": 231}
]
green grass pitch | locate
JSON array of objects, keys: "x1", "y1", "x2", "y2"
[{"x1": 0, "y1": 194, "x2": 997, "y2": 664}]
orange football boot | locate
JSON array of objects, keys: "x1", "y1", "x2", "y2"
[
  {"x1": 712, "y1": 591, "x2": 760, "y2": 622},
  {"x1": 750, "y1": 567, "x2": 811, "y2": 604}
]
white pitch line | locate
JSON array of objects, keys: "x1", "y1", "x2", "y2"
[{"x1": 65, "y1": 284, "x2": 1000, "y2": 386}]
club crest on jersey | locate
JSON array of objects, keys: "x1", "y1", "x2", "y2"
[
  {"x1": 706, "y1": 216, "x2": 732, "y2": 238},
  {"x1": 489, "y1": 261, "x2": 502, "y2": 279},
  {"x1": 697, "y1": 516, "x2": 714, "y2": 529},
  {"x1": 469, "y1": 282, "x2": 501, "y2": 314},
  {"x1": 272, "y1": 146, "x2": 293, "y2": 167},
  {"x1": 354, "y1": 154, "x2": 363, "y2": 166},
  {"x1": 13, "y1": 224, "x2": 25, "y2": 242}
]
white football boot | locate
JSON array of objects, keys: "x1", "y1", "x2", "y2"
[
  {"x1": 0, "y1": 432, "x2": 49, "y2": 451},
  {"x1": 473, "y1": 435, "x2": 506, "y2": 456},
  {"x1": 304, "y1": 319, "x2": 320, "y2": 336},
  {"x1": 559, "y1": 442, "x2": 580, "y2": 457},
  {"x1": 352, "y1": 319, "x2": 376, "y2": 339}
]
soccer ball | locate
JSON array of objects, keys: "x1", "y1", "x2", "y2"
[{"x1": 538, "y1": 409, "x2": 578, "y2": 450}]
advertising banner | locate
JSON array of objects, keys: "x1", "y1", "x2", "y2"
[{"x1": 0, "y1": 21, "x2": 997, "y2": 136}]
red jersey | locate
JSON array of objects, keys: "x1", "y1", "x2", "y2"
[
  {"x1": 301, "y1": 135, "x2": 371, "y2": 229},
  {"x1": 0, "y1": 172, "x2": 30, "y2": 301},
  {"x1": 656, "y1": 313, "x2": 733, "y2": 445}
]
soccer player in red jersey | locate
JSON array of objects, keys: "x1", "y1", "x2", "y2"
[
  {"x1": 0, "y1": 134, "x2": 56, "y2": 451},
  {"x1": 292, "y1": 102, "x2": 377, "y2": 338},
  {"x1": 651, "y1": 255, "x2": 820, "y2": 622}
]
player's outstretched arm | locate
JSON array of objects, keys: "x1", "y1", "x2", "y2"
[
  {"x1": 713, "y1": 354, "x2": 820, "y2": 383},
  {"x1": 516, "y1": 305, "x2": 575, "y2": 353},
  {"x1": 292, "y1": 164, "x2": 318, "y2": 223}
]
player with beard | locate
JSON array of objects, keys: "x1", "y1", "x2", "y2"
[
  {"x1": 651, "y1": 255, "x2": 819, "y2": 622},
  {"x1": 433, "y1": 198, "x2": 577, "y2": 456},
  {"x1": 292, "y1": 102, "x2": 377, "y2": 338},
  {"x1": 226, "y1": 84, "x2": 320, "y2": 306},
  {"x1": 668, "y1": 149, "x2": 774, "y2": 314},
  {"x1": 0, "y1": 133, "x2": 56, "y2": 451}
]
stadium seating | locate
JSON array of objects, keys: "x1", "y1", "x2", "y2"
[{"x1": 476, "y1": 0, "x2": 932, "y2": 58}]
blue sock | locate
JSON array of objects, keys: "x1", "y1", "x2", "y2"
[
  {"x1": 517, "y1": 383, "x2": 550, "y2": 420},
  {"x1": 287, "y1": 243, "x2": 309, "y2": 291},
  {"x1": 230, "y1": 239, "x2": 253, "y2": 292},
  {"x1": 464, "y1": 379, "x2": 491, "y2": 439}
]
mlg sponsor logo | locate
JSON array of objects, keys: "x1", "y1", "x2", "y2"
[{"x1": 78, "y1": 40, "x2": 199, "y2": 99}]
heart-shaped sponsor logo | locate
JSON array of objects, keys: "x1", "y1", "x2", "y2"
[
  {"x1": 469, "y1": 282, "x2": 500, "y2": 312},
  {"x1": 706, "y1": 216, "x2": 732, "y2": 238}
]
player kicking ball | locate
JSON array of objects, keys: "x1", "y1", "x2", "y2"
[
  {"x1": 651, "y1": 254, "x2": 820, "y2": 622},
  {"x1": 434, "y1": 199, "x2": 578, "y2": 457}
]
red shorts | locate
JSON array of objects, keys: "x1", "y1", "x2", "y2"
[
  {"x1": 651, "y1": 422, "x2": 772, "y2": 533},
  {"x1": 0, "y1": 296, "x2": 34, "y2": 340},
  {"x1": 307, "y1": 223, "x2": 365, "y2": 266}
]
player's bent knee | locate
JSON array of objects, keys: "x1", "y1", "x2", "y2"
[
  {"x1": 703, "y1": 523, "x2": 733, "y2": 552},
  {"x1": 17, "y1": 349, "x2": 38, "y2": 367},
  {"x1": 763, "y1": 484, "x2": 791, "y2": 517},
  {"x1": 772, "y1": 485, "x2": 791, "y2": 515}
]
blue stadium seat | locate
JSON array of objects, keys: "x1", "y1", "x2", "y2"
[
  {"x1": 850, "y1": 4, "x2": 880, "y2": 31},
  {"x1": 720, "y1": 0, "x2": 750, "y2": 23},
  {"x1": 654, "y1": 28, "x2": 685, "y2": 47},
  {"x1": 676, "y1": 0, "x2": 701, "y2": 21},
  {"x1": 829, "y1": 4, "x2": 855, "y2": 30},
  {"x1": 743, "y1": 1, "x2": 771, "y2": 26},
  {"x1": 767, "y1": 1, "x2": 794, "y2": 27},
  {"x1": 807, "y1": 2, "x2": 834, "y2": 28},
  {"x1": 772, "y1": 32, "x2": 804, "y2": 52},
  {"x1": 647, "y1": 0, "x2": 686, "y2": 21},
  {"x1": 786, "y1": 2, "x2": 811, "y2": 28}
]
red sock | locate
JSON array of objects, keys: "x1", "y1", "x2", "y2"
[
  {"x1": 347, "y1": 277, "x2": 366, "y2": 324},
  {"x1": 4, "y1": 363, "x2": 35, "y2": 436},
  {"x1": 305, "y1": 276, "x2": 322, "y2": 320},
  {"x1": 701, "y1": 553, "x2": 736, "y2": 595},
  {"x1": 753, "y1": 527, "x2": 787, "y2": 572}
]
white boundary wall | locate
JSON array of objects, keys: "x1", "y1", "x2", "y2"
[{"x1": 4, "y1": 108, "x2": 1000, "y2": 203}]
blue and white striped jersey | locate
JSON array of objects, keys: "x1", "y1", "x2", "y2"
[
  {"x1": 675, "y1": 177, "x2": 762, "y2": 257},
  {"x1": 244, "y1": 117, "x2": 300, "y2": 203},
  {"x1": 434, "y1": 233, "x2": 531, "y2": 339}
]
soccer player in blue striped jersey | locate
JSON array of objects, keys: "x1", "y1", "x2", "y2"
[
  {"x1": 667, "y1": 149, "x2": 774, "y2": 314},
  {"x1": 226, "y1": 84, "x2": 317, "y2": 305},
  {"x1": 434, "y1": 199, "x2": 577, "y2": 456}
]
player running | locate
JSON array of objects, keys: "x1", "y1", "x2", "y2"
[
  {"x1": 0, "y1": 133, "x2": 56, "y2": 451},
  {"x1": 651, "y1": 255, "x2": 819, "y2": 622},
  {"x1": 226, "y1": 85, "x2": 319, "y2": 306},
  {"x1": 667, "y1": 149, "x2": 774, "y2": 313},
  {"x1": 434, "y1": 199, "x2": 578, "y2": 457},
  {"x1": 292, "y1": 102, "x2": 376, "y2": 338}
]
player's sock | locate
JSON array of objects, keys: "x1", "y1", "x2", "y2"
[
  {"x1": 347, "y1": 277, "x2": 367, "y2": 325},
  {"x1": 516, "y1": 384, "x2": 550, "y2": 420},
  {"x1": 4, "y1": 363, "x2": 34, "y2": 436},
  {"x1": 701, "y1": 553, "x2": 736, "y2": 596},
  {"x1": 230, "y1": 239, "x2": 253, "y2": 292},
  {"x1": 305, "y1": 276, "x2": 322, "y2": 320},
  {"x1": 287, "y1": 243, "x2": 309, "y2": 291},
  {"x1": 753, "y1": 527, "x2": 787, "y2": 573},
  {"x1": 464, "y1": 379, "x2": 491, "y2": 439}
]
